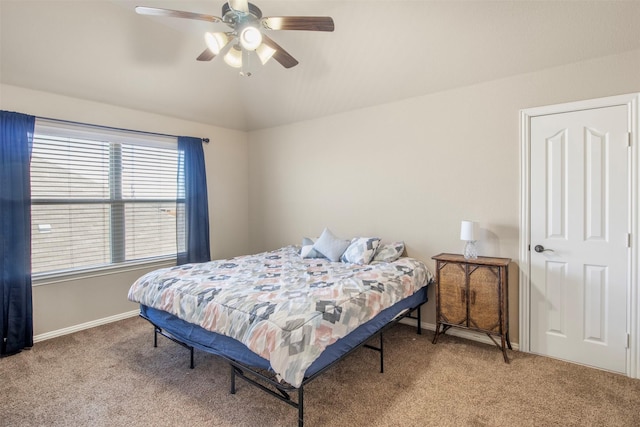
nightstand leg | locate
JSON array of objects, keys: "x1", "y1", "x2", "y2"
[
  {"x1": 432, "y1": 324, "x2": 452, "y2": 344},
  {"x1": 500, "y1": 335, "x2": 510, "y2": 364},
  {"x1": 432, "y1": 323, "x2": 440, "y2": 344}
]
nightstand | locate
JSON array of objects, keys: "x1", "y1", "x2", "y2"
[{"x1": 431, "y1": 253, "x2": 512, "y2": 362}]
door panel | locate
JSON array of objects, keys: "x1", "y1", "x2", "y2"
[
  {"x1": 530, "y1": 105, "x2": 628, "y2": 373},
  {"x1": 583, "y1": 264, "x2": 607, "y2": 343},
  {"x1": 468, "y1": 266, "x2": 500, "y2": 332},
  {"x1": 544, "y1": 260, "x2": 567, "y2": 336},
  {"x1": 438, "y1": 262, "x2": 467, "y2": 326}
]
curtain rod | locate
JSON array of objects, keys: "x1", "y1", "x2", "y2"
[{"x1": 35, "y1": 115, "x2": 210, "y2": 143}]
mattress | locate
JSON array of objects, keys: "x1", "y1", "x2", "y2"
[
  {"x1": 129, "y1": 245, "x2": 432, "y2": 387},
  {"x1": 140, "y1": 285, "x2": 427, "y2": 379}
]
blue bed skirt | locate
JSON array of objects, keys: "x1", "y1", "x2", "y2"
[{"x1": 140, "y1": 285, "x2": 427, "y2": 381}]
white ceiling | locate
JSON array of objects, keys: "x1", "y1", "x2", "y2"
[{"x1": 2, "y1": 0, "x2": 640, "y2": 131}]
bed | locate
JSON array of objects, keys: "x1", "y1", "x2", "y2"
[{"x1": 128, "y1": 244, "x2": 433, "y2": 426}]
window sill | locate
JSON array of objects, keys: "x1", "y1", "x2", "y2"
[{"x1": 32, "y1": 257, "x2": 176, "y2": 287}]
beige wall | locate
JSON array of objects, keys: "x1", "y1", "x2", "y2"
[
  {"x1": 0, "y1": 84, "x2": 249, "y2": 336},
  {"x1": 248, "y1": 49, "x2": 640, "y2": 344},
  {"x1": 2, "y1": 49, "x2": 639, "y2": 341}
]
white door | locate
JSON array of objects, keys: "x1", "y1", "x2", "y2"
[{"x1": 530, "y1": 105, "x2": 629, "y2": 373}]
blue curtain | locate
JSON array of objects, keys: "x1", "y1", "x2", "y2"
[
  {"x1": 177, "y1": 137, "x2": 211, "y2": 265},
  {"x1": 1, "y1": 111, "x2": 35, "y2": 356}
]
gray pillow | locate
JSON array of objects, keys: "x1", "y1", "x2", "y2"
[
  {"x1": 301, "y1": 237, "x2": 324, "y2": 258},
  {"x1": 312, "y1": 228, "x2": 350, "y2": 262},
  {"x1": 341, "y1": 237, "x2": 381, "y2": 264},
  {"x1": 373, "y1": 241, "x2": 405, "y2": 262}
]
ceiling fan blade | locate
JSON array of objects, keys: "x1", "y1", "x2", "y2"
[
  {"x1": 261, "y1": 16, "x2": 335, "y2": 32},
  {"x1": 228, "y1": 0, "x2": 250, "y2": 13},
  {"x1": 261, "y1": 34, "x2": 299, "y2": 69},
  {"x1": 196, "y1": 48, "x2": 216, "y2": 62},
  {"x1": 135, "y1": 6, "x2": 222, "y2": 23}
]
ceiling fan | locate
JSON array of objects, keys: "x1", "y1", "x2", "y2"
[{"x1": 135, "y1": 0, "x2": 335, "y2": 76}]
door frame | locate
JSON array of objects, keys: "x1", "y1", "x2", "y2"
[{"x1": 519, "y1": 93, "x2": 639, "y2": 378}]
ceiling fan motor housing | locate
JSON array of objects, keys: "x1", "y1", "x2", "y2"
[{"x1": 222, "y1": 2, "x2": 262, "y2": 24}]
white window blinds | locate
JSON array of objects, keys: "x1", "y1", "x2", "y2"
[{"x1": 31, "y1": 120, "x2": 179, "y2": 276}]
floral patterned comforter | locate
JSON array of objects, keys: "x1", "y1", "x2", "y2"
[{"x1": 128, "y1": 245, "x2": 432, "y2": 387}]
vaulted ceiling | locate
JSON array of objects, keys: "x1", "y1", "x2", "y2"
[{"x1": 2, "y1": 1, "x2": 640, "y2": 131}]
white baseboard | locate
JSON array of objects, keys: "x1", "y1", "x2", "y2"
[
  {"x1": 399, "y1": 318, "x2": 520, "y2": 351},
  {"x1": 34, "y1": 309, "x2": 140, "y2": 343},
  {"x1": 33, "y1": 310, "x2": 519, "y2": 351}
]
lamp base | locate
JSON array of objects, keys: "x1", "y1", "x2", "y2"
[{"x1": 463, "y1": 241, "x2": 478, "y2": 260}]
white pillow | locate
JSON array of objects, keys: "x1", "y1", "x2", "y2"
[
  {"x1": 301, "y1": 237, "x2": 324, "y2": 258},
  {"x1": 312, "y1": 228, "x2": 350, "y2": 262},
  {"x1": 341, "y1": 237, "x2": 381, "y2": 265},
  {"x1": 373, "y1": 241, "x2": 405, "y2": 262}
]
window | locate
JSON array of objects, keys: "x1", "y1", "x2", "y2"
[{"x1": 31, "y1": 120, "x2": 179, "y2": 276}]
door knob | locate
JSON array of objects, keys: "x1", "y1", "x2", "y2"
[{"x1": 534, "y1": 245, "x2": 554, "y2": 253}]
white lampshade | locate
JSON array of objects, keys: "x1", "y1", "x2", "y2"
[
  {"x1": 256, "y1": 43, "x2": 276, "y2": 65},
  {"x1": 460, "y1": 220, "x2": 477, "y2": 241},
  {"x1": 204, "y1": 32, "x2": 229, "y2": 55},
  {"x1": 239, "y1": 26, "x2": 262, "y2": 51},
  {"x1": 224, "y1": 45, "x2": 243, "y2": 68}
]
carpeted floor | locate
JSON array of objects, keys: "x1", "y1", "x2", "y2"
[{"x1": 1, "y1": 317, "x2": 639, "y2": 427}]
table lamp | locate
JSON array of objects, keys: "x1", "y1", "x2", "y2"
[{"x1": 460, "y1": 220, "x2": 478, "y2": 259}]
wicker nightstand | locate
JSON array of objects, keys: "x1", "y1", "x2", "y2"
[{"x1": 431, "y1": 253, "x2": 512, "y2": 362}]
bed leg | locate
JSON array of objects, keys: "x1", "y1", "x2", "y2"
[
  {"x1": 154, "y1": 327, "x2": 159, "y2": 348},
  {"x1": 230, "y1": 365, "x2": 236, "y2": 394},
  {"x1": 417, "y1": 306, "x2": 422, "y2": 335},
  {"x1": 379, "y1": 332, "x2": 384, "y2": 374},
  {"x1": 298, "y1": 386, "x2": 304, "y2": 427},
  {"x1": 190, "y1": 347, "x2": 194, "y2": 369}
]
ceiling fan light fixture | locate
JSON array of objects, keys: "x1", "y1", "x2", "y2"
[
  {"x1": 204, "y1": 32, "x2": 229, "y2": 55},
  {"x1": 256, "y1": 43, "x2": 276, "y2": 65},
  {"x1": 135, "y1": 1, "x2": 335, "y2": 72},
  {"x1": 224, "y1": 45, "x2": 243, "y2": 68},
  {"x1": 239, "y1": 26, "x2": 262, "y2": 51}
]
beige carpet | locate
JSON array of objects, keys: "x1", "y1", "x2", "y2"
[{"x1": 1, "y1": 317, "x2": 639, "y2": 427}]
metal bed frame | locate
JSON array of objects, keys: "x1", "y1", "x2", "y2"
[{"x1": 140, "y1": 298, "x2": 426, "y2": 427}]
